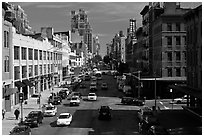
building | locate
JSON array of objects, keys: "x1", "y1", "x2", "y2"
[
  {"x1": 71, "y1": 9, "x2": 93, "y2": 53},
  {"x1": 92, "y1": 35, "x2": 100, "y2": 56},
  {"x1": 137, "y1": 2, "x2": 191, "y2": 98},
  {"x1": 126, "y1": 19, "x2": 137, "y2": 70},
  {"x1": 170, "y1": 5, "x2": 202, "y2": 116}
]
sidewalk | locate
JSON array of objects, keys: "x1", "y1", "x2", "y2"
[{"x1": 2, "y1": 87, "x2": 63, "y2": 135}]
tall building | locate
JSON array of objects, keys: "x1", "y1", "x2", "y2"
[
  {"x1": 170, "y1": 5, "x2": 202, "y2": 115},
  {"x1": 92, "y1": 35, "x2": 100, "y2": 56},
  {"x1": 71, "y1": 9, "x2": 92, "y2": 53}
]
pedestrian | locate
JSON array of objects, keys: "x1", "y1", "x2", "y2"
[
  {"x1": 14, "y1": 108, "x2": 20, "y2": 120},
  {"x1": 2, "y1": 109, "x2": 6, "y2": 120}
]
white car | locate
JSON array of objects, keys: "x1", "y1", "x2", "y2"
[
  {"x1": 88, "y1": 93, "x2": 97, "y2": 101},
  {"x1": 173, "y1": 95, "x2": 188, "y2": 104},
  {"x1": 57, "y1": 113, "x2": 72, "y2": 126},
  {"x1": 70, "y1": 96, "x2": 80, "y2": 106},
  {"x1": 43, "y1": 105, "x2": 57, "y2": 116}
]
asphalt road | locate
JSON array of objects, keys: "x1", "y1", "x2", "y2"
[{"x1": 31, "y1": 75, "x2": 141, "y2": 135}]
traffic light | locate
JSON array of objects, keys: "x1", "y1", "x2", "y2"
[{"x1": 19, "y1": 93, "x2": 24, "y2": 103}]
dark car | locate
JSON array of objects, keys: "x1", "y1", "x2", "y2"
[
  {"x1": 24, "y1": 111, "x2": 43, "y2": 127},
  {"x1": 98, "y1": 106, "x2": 112, "y2": 120},
  {"x1": 80, "y1": 83, "x2": 86, "y2": 88},
  {"x1": 52, "y1": 96, "x2": 62, "y2": 105},
  {"x1": 121, "y1": 97, "x2": 145, "y2": 106},
  {"x1": 10, "y1": 125, "x2": 31, "y2": 135},
  {"x1": 58, "y1": 90, "x2": 68, "y2": 99}
]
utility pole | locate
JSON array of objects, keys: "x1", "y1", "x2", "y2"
[
  {"x1": 19, "y1": 88, "x2": 24, "y2": 124},
  {"x1": 154, "y1": 72, "x2": 157, "y2": 110},
  {"x1": 138, "y1": 71, "x2": 141, "y2": 98}
]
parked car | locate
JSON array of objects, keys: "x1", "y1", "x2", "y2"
[
  {"x1": 24, "y1": 111, "x2": 43, "y2": 127},
  {"x1": 121, "y1": 97, "x2": 145, "y2": 106},
  {"x1": 101, "y1": 82, "x2": 108, "y2": 90},
  {"x1": 57, "y1": 113, "x2": 72, "y2": 126},
  {"x1": 10, "y1": 125, "x2": 31, "y2": 135},
  {"x1": 90, "y1": 82, "x2": 97, "y2": 91},
  {"x1": 43, "y1": 105, "x2": 57, "y2": 116},
  {"x1": 88, "y1": 93, "x2": 97, "y2": 101},
  {"x1": 70, "y1": 96, "x2": 80, "y2": 106},
  {"x1": 98, "y1": 106, "x2": 112, "y2": 120}
]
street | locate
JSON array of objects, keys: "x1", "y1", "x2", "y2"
[{"x1": 31, "y1": 75, "x2": 141, "y2": 135}]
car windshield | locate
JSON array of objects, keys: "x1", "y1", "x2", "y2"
[
  {"x1": 12, "y1": 127, "x2": 25, "y2": 133},
  {"x1": 102, "y1": 83, "x2": 107, "y2": 86},
  {"x1": 59, "y1": 114, "x2": 70, "y2": 119},
  {"x1": 91, "y1": 83, "x2": 96, "y2": 86},
  {"x1": 71, "y1": 97, "x2": 77, "y2": 100},
  {"x1": 46, "y1": 107, "x2": 55, "y2": 110},
  {"x1": 28, "y1": 114, "x2": 38, "y2": 118},
  {"x1": 89, "y1": 93, "x2": 95, "y2": 96}
]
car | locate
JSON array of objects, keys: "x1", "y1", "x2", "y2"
[
  {"x1": 24, "y1": 111, "x2": 43, "y2": 127},
  {"x1": 43, "y1": 105, "x2": 57, "y2": 116},
  {"x1": 173, "y1": 95, "x2": 188, "y2": 104},
  {"x1": 57, "y1": 113, "x2": 72, "y2": 126},
  {"x1": 84, "y1": 75, "x2": 91, "y2": 81},
  {"x1": 121, "y1": 97, "x2": 145, "y2": 106},
  {"x1": 90, "y1": 82, "x2": 97, "y2": 91},
  {"x1": 101, "y1": 82, "x2": 108, "y2": 90},
  {"x1": 49, "y1": 96, "x2": 62, "y2": 105},
  {"x1": 98, "y1": 106, "x2": 112, "y2": 120},
  {"x1": 70, "y1": 96, "x2": 80, "y2": 106},
  {"x1": 58, "y1": 90, "x2": 68, "y2": 99},
  {"x1": 88, "y1": 93, "x2": 97, "y2": 101},
  {"x1": 10, "y1": 125, "x2": 31, "y2": 135},
  {"x1": 80, "y1": 83, "x2": 86, "y2": 88},
  {"x1": 167, "y1": 127, "x2": 202, "y2": 135}
]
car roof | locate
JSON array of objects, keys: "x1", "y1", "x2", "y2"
[
  {"x1": 59, "y1": 113, "x2": 71, "y2": 116},
  {"x1": 89, "y1": 93, "x2": 96, "y2": 95},
  {"x1": 14, "y1": 125, "x2": 29, "y2": 129},
  {"x1": 30, "y1": 111, "x2": 41, "y2": 114}
]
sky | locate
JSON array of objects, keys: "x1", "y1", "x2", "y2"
[{"x1": 10, "y1": 1, "x2": 202, "y2": 58}]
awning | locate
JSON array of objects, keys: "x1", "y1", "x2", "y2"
[
  {"x1": 140, "y1": 77, "x2": 186, "y2": 81},
  {"x1": 5, "y1": 88, "x2": 18, "y2": 96},
  {"x1": 169, "y1": 85, "x2": 202, "y2": 99},
  {"x1": 22, "y1": 79, "x2": 34, "y2": 87},
  {"x1": 15, "y1": 81, "x2": 26, "y2": 87}
]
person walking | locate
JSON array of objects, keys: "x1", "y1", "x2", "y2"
[
  {"x1": 2, "y1": 109, "x2": 6, "y2": 120},
  {"x1": 14, "y1": 108, "x2": 20, "y2": 120}
]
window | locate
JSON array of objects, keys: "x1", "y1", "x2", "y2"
[
  {"x1": 176, "y1": 68, "x2": 181, "y2": 77},
  {"x1": 4, "y1": 31, "x2": 9, "y2": 48},
  {"x1": 183, "y1": 36, "x2": 187, "y2": 45},
  {"x1": 44, "y1": 64, "x2": 46, "y2": 74},
  {"x1": 176, "y1": 23, "x2": 180, "y2": 31},
  {"x1": 167, "y1": 68, "x2": 172, "y2": 77},
  {"x1": 50, "y1": 53, "x2": 53, "y2": 60},
  {"x1": 28, "y1": 65, "x2": 33, "y2": 77},
  {"x1": 34, "y1": 49, "x2": 38, "y2": 60},
  {"x1": 184, "y1": 67, "x2": 187, "y2": 76},
  {"x1": 39, "y1": 65, "x2": 42, "y2": 75},
  {"x1": 183, "y1": 51, "x2": 186, "y2": 61},
  {"x1": 167, "y1": 36, "x2": 172, "y2": 45},
  {"x1": 14, "y1": 66, "x2": 20, "y2": 80},
  {"x1": 35, "y1": 65, "x2": 38, "y2": 76},
  {"x1": 175, "y1": 36, "x2": 181, "y2": 45},
  {"x1": 28, "y1": 48, "x2": 33, "y2": 60},
  {"x1": 21, "y1": 47, "x2": 27, "y2": 60},
  {"x1": 39, "y1": 50, "x2": 42, "y2": 60},
  {"x1": 47, "y1": 52, "x2": 49, "y2": 60},
  {"x1": 176, "y1": 51, "x2": 181, "y2": 61},
  {"x1": 43, "y1": 51, "x2": 46, "y2": 60},
  {"x1": 22, "y1": 66, "x2": 27, "y2": 78},
  {"x1": 167, "y1": 23, "x2": 172, "y2": 31},
  {"x1": 167, "y1": 52, "x2": 172, "y2": 61},
  {"x1": 4, "y1": 56, "x2": 9, "y2": 72},
  {"x1": 14, "y1": 46, "x2": 20, "y2": 60}
]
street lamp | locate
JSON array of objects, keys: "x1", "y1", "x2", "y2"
[{"x1": 170, "y1": 88, "x2": 173, "y2": 109}]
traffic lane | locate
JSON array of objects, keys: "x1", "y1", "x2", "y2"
[{"x1": 88, "y1": 110, "x2": 140, "y2": 135}]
